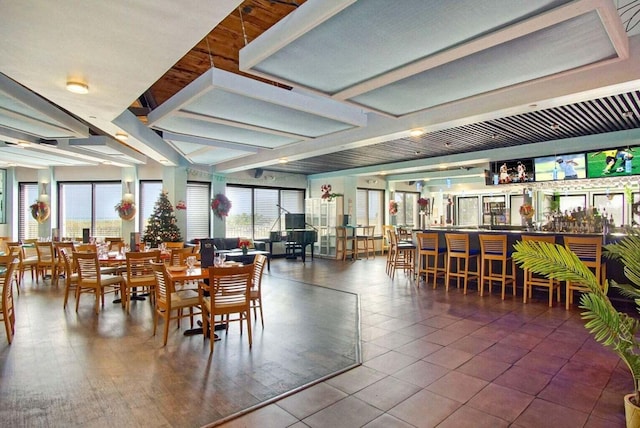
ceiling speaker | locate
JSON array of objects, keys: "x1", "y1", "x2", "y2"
[{"x1": 254, "y1": 168, "x2": 264, "y2": 179}]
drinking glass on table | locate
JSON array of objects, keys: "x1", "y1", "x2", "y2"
[{"x1": 186, "y1": 255, "x2": 196, "y2": 273}]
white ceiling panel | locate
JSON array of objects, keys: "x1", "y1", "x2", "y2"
[
  {"x1": 147, "y1": 67, "x2": 367, "y2": 159},
  {"x1": 240, "y1": 0, "x2": 628, "y2": 116}
]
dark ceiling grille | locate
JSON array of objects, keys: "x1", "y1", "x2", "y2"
[{"x1": 265, "y1": 91, "x2": 640, "y2": 175}]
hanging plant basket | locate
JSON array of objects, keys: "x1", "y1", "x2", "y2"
[
  {"x1": 30, "y1": 201, "x2": 50, "y2": 224},
  {"x1": 115, "y1": 200, "x2": 136, "y2": 221}
]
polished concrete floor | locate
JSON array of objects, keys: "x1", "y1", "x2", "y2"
[{"x1": 1, "y1": 255, "x2": 631, "y2": 427}]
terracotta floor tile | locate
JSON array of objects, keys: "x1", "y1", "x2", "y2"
[
  {"x1": 498, "y1": 331, "x2": 543, "y2": 350},
  {"x1": 467, "y1": 382, "x2": 534, "y2": 422},
  {"x1": 354, "y1": 376, "x2": 421, "y2": 411},
  {"x1": 395, "y1": 337, "x2": 443, "y2": 359},
  {"x1": 437, "y1": 404, "x2": 510, "y2": 428},
  {"x1": 423, "y1": 328, "x2": 468, "y2": 346},
  {"x1": 393, "y1": 359, "x2": 450, "y2": 388},
  {"x1": 448, "y1": 335, "x2": 495, "y2": 355},
  {"x1": 420, "y1": 315, "x2": 461, "y2": 329},
  {"x1": 514, "y1": 350, "x2": 568, "y2": 375},
  {"x1": 218, "y1": 404, "x2": 298, "y2": 428},
  {"x1": 531, "y1": 337, "x2": 582, "y2": 359},
  {"x1": 493, "y1": 366, "x2": 552, "y2": 395},
  {"x1": 302, "y1": 396, "x2": 382, "y2": 428},
  {"x1": 276, "y1": 383, "x2": 347, "y2": 420},
  {"x1": 456, "y1": 355, "x2": 511, "y2": 381},
  {"x1": 423, "y1": 346, "x2": 474, "y2": 369},
  {"x1": 513, "y1": 398, "x2": 589, "y2": 428},
  {"x1": 362, "y1": 413, "x2": 415, "y2": 428},
  {"x1": 590, "y1": 388, "x2": 626, "y2": 425},
  {"x1": 363, "y1": 350, "x2": 418, "y2": 375},
  {"x1": 478, "y1": 342, "x2": 529, "y2": 364},
  {"x1": 538, "y1": 376, "x2": 602, "y2": 413},
  {"x1": 388, "y1": 389, "x2": 462, "y2": 427},
  {"x1": 426, "y1": 371, "x2": 488, "y2": 403},
  {"x1": 556, "y1": 360, "x2": 614, "y2": 389},
  {"x1": 325, "y1": 365, "x2": 387, "y2": 395}
]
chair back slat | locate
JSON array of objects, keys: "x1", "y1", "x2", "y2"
[
  {"x1": 74, "y1": 252, "x2": 99, "y2": 280},
  {"x1": 151, "y1": 262, "x2": 169, "y2": 305},
  {"x1": 445, "y1": 233, "x2": 469, "y2": 254},
  {"x1": 417, "y1": 233, "x2": 438, "y2": 250}
]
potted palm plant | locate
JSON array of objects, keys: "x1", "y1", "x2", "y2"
[{"x1": 512, "y1": 232, "x2": 640, "y2": 428}]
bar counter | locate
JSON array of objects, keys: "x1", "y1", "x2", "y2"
[{"x1": 415, "y1": 227, "x2": 631, "y2": 307}]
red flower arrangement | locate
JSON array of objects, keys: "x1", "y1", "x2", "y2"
[
  {"x1": 417, "y1": 197, "x2": 429, "y2": 211},
  {"x1": 175, "y1": 200, "x2": 187, "y2": 210},
  {"x1": 519, "y1": 203, "x2": 534, "y2": 219},
  {"x1": 211, "y1": 193, "x2": 232, "y2": 219},
  {"x1": 389, "y1": 200, "x2": 398, "y2": 215},
  {"x1": 238, "y1": 239, "x2": 252, "y2": 249}
]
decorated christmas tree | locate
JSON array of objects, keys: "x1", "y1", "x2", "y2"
[{"x1": 142, "y1": 190, "x2": 183, "y2": 245}]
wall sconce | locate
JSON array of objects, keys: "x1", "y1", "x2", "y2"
[
  {"x1": 123, "y1": 181, "x2": 134, "y2": 200},
  {"x1": 39, "y1": 182, "x2": 49, "y2": 202}
]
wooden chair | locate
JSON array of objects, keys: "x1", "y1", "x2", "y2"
[
  {"x1": 54, "y1": 242, "x2": 75, "y2": 285},
  {"x1": 200, "y1": 264, "x2": 254, "y2": 353},
  {"x1": 387, "y1": 229, "x2": 416, "y2": 279},
  {"x1": 444, "y1": 233, "x2": 479, "y2": 294},
  {"x1": 7, "y1": 246, "x2": 24, "y2": 294},
  {"x1": 123, "y1": 251, "x2": 160, "y2": 313},
  {"x1": 0, "y1": 254, "x2": 20, "y2": 296},
  {"x1": 75, "y1": 243, "x2": 97, "y2": 253},
  {"x1": 150, "y1": 262, "x2": 200, "y2": 346},
  {"x1": 59, "y1": 248, "x2": 79, "y2": 310},
  {"x1": 164, "y1": 241, "x2": 185, "y2": 250},
  {"x1": 416, "y1": 232, "x2": 446, "y2": 288},
  {"x1": 10, "y1": 242, "x2": 38, "y2": 285},
  {"x1": 563, "y1": 235, "x2": 605, "y2": 310},
  {"x1": 73, "y1": 251, "x2": 123, "y2": 314},
  {"x1": 336, "y1": 226, "x2": 355, "y2": 261},
  {"x1": 521, "y1": 235, "x2": 561, "y2": 307},
  {"x1": 478, "y1": 234, "x2": 516, "y2": 299},
  {"x1": 381, "y1": 225, "x2": 394, "y2": 254},
  {"x1": 0, "y1": 258, "x2": 18, "y2": 344},
  {"x1": 170, "y1": 247, "x2": 194, "y2": 266},
  {"x1": 250, "y1": 254, "x2": 268, "y2": 327},
  {"x1": 36, "y1": 241, "x2": 58, "y2": 285}
]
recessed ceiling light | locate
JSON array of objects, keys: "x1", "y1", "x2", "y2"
[
  {"x1": 550, "y1": 123, "x2": 560, "y2": 130},
  {"x1": 278, "y1": 158, "x2": 288, "y2": 164},
  {"x1": 444, "y1": 142, "x2": 451, "y2": 147},
  {"x1": 17, "y1": 141, "x2": 30, "y2": 148},
  {"x1": 409, "y1": 129, "x2": 424, "y2": 137},
  {"x1": 159, "y1": 159, "x2": 169, "y2": 164},
  {"x1": 66, "y1": 80, "x2": 89, "y2": 94},
  {"x1": 623, "y1": 111, "x2": 633, "y2": 118},
  {"x1": 115, "y1": 132, "x2": 128, "y2": 142}
]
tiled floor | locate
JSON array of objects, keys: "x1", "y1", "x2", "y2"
[
  {"x1": 0, "y1": 254, "x2": 631, "y2": 427},
  {"x1": 218, "y1": 255, "x2": 629, "y2": 428}
]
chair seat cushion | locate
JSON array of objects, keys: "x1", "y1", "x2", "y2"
[{"x1": 171, "y1": 289, "x2": 199, "y2": 306}]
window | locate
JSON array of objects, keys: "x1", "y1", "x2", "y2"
[
  {"x1": 393, "y1": 191, "x2": 419, "y2": 226},
  {"x1": 59, "y1": 182, "x2": 121, "y2": 239},
  {"x1": 18, "y1": 183, "x2": 39, "y2": 240},
  {"x1": 140, "y1": 181, "x2": 163, "y2": 233},
  {"x1": 225, "y1": 186, "x2": 305, "y2": 239},
  {"x1": 186, "y1": 181, "x2": 210, "y2": 241},
  {"x1": 356, "y1": 188, "x2": 384, "y2": 233}
]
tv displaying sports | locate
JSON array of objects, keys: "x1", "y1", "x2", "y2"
[
  {"x1": 534, "y1": 153, "x2": 586, "y2": 181},
  {"x1": 586, "y1": 147, "x2": 638, "y2": 178},
  {"x1": 490, "y1": 159, "x2": 534, "y2": 185}
]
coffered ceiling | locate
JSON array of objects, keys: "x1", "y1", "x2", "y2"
[{"x1": 1, "y1": 0, "x2": 640, "y2": 177}]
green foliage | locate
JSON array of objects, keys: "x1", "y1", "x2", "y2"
[
  {"x1": 141, "y1": 191, "x2": 183, "y2": 245},
  {"x1": 513, "y1": 232, "x2": 640, "y2": 401}
]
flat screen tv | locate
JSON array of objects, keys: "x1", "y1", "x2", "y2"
[
  {"x1": 490, "y1": 159, "x2": 534, "y2": 185},
  {"x1": 534, "y1": 153, "x2": 586, "y2": 181},
  {"x1": 285, "y1": 213, "x2": 306, "y2": 230},
  {"x1": 586, "y1": 147, "x2": 638, "y2": 178}
]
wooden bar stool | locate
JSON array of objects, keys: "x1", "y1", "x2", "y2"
[
  {"x1": 478, "y1": 234, "x2": 516, "y2": 299},
  {"x1": 521, "y1": 235, "x2": 561, "y2": 307},
  {"x1": 444, "y1": 233, "x2": 479, "y2": 294},
  {"x1": 416, "y1": 232, "x2": 446, "y2": 288},
  {"x1": 387, "y1": 229, "x2": 416, "y2": 279},
  {"x1": 563, "y1": 235, "x2": 605, "y2": 310},
  {"x1": 336, "y1": 226, "x2": 355, "y2": 261}
]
